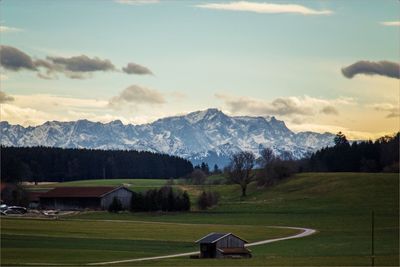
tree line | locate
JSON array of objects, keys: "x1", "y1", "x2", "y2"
[
  {"x1": 223, "y1": 132, "x2": 399, "y2": 197},
  {"x1": 307, "y1": 132, "x2": 399, "y2": 172},
  {"x1": 1, "y1": 146, "x2": 193, "y2": 183}
]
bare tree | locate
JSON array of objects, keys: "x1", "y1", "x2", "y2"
[
  {"x1": 257, "y1": 147, "x2": 275, "y2": 167},
  {"x1": 226, "y1": 151, "x2": 255, "y2": 197}
]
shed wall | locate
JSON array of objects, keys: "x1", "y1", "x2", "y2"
[
  {"x1": 215, "y1": 235, "x2": 245, "y2": 258},
  {"x1": 40, "y1": 197, "x2": 101, "y2": 210},
  {"x1": 101, "y1": 188, "x2": 132, "y2": 209}
]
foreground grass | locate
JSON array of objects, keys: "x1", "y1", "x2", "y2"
[
  {"x1": 2, "y1": 172, "x2": 399, "y2": 266},
  {"x1": 73, "y1": 173, "x2": 400, "y2": 266},
  {"x1": 0, "y1": 218, "x2": 297, "y2": 265}
]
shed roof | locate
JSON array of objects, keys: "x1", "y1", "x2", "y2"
[
  {"x1": 39, "y1": 186, "x2": 127, "y2": 198},
  {"x1": 195, "y1": 233, "x2": 248, "y2": 244}
]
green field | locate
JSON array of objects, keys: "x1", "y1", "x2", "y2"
[
  {"x1": 1, "y1": 172, "x2": 399, "y2": 266},
  {"x1": 25, "y1": 178, "x2": 171, "y2": 192}
]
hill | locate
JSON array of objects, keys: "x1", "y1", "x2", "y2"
[{"x1": 4, "y1": 172, "x2": 398, "y2": 266}]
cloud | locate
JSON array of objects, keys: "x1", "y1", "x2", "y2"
[
  {"x1": 372, "y1": 103, "x2": 400, "y2": 118},
  {"x1": 196, "y1": 1, "x2": 332, "y2": 15},
  {"x1": 287, "y1": 121, "x2": 393, "y2": 140},
  {"x1": 341, "y1": 60, "x2": 400, "y2": 79},
  {"x1": 0, "y1": 103, "x2": 55, "y2": 126},
  {"x1": 0, "y1": 45, "x2": 152, "y2": 80},
  {"x1": 0, "y1": 91, "x2": 14, "y2": 103},
  {"x1": 115, "y1": 0, "x2": 159, "y2": 4},
  {"x1": 46, "y1": 55, "x2": 115, "y2": 72},
  {"x1": 122, "y1": 62, "x2": 153, "y2": 75},
  {"x1": 216, "y1": 94, "x2": 348, "y2": 117},
  {"x1": 381, "y1": 21, "x2": 400, "y2": 26},
  {"x1": 320, "y1": 106, "x2": 339, "y2": 115},
  {"x1": 109, "y1": 85, "x2": 166, "y2": 108},
  {"x1": 0, "y1": 45, "x2": 36, "y2": 71},
  {"x1": 0, "y1": 26, "x2": 23, "y2": 33}
]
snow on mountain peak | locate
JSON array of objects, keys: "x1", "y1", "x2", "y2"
[{"x1": 0, "y1": 109, "x2": 335, "y2": 166}]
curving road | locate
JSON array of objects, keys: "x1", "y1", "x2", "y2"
[{"x1": 88, "y1": 226, "x2": 317, "y2": 266}]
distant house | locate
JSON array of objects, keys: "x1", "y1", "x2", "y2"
[
  {"x1": 196, "y1": 233, "x2": 252, "y2": 259},
  {"x1": 39, "y1": 186, "x2": 133, "y2": 210}
]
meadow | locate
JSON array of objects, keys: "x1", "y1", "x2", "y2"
[{"x1": 1, "y1": 172, "x2": 399, "y2": 266}]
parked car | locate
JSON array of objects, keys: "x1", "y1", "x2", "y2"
[{"x1": 2, "y1": 206, "x2": 27, "y2": 215}]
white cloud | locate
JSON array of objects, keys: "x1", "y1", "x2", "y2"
[
  {"x1": 287, "y1": 121, "x2": 393, "y2": 140},
  {"x1": 0, "y1": 74, "x2": 8, "y2": 81},
  {"x1": 216, "y1": 94, "x2": 353, "y2": 117},
  {"x1": 371, "y1": 103, "x2": 400, "y2": 118},
  {"x1": 381, "y1": 21, "x2": 400, "y2": 26},
  {"x1": 1, "y1": 103, "x2": 55, "y2": 126},
  {"x1": 0, "y1": 26, "x2": 22, "y2": 33},
  {"x1": 196, "y1": 1, "x2": 332, "y2": 15},
  {"x1": 108, "y1": 85, "x2": 166, "y2": 109}
]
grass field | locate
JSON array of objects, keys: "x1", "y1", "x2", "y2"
[
  {"x1": 1, "y1": 172, "x2": 399, "y2": 266},
  {"x1": 24, "y1": 178, "x2": 171, "y2": 192}
]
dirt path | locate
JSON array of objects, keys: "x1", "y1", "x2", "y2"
[{"x1": 88, "y1": 226, "x2": 317, "y2": 266}]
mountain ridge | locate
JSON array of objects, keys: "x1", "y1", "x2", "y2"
[{"x1": 0, "y1": 108, "x2": 335, "y2": 166}]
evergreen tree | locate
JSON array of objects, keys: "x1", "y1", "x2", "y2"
[
  {"x1": 108, "y1": 197, "x2": 123, "y2": 213},
  {"x1": 182, "y1": 191, "x2": 191, "y2": 211}
]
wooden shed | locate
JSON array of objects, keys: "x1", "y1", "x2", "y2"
[
  {"x1": 39, "y1": 186, "x2": 132, "y2": 210},
  {"x1": 196, "y1": 233, "x2": 251, "y2": 259}
]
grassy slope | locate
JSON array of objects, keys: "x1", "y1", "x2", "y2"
[{"x1": 2, "y1": 173, "x2": 399, "y2": 266}]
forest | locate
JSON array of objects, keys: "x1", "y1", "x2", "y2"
[
  {"x1": 307, "y1": 132, "x2": 399, "y2": 172},
  {"x1": 1, "y1": 146, "x2": 193, "y2": 183}
]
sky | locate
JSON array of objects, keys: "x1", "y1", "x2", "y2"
[{"x1": 0, "y1": 0, "x2": 399, "y2": 140}]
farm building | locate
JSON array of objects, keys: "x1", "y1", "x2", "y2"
[
  {"x1": 196, "y1": 233, "x2": 252, "y2": 259},
  {"x1": 39, "y1": 186, "x2": 132, "y2": 210}
]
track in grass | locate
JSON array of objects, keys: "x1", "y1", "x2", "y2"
[{"x1": 87, "y1": 226, "x2": 316, "y2": 265}]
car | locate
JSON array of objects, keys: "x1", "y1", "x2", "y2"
[{"x1": 5, "y1": 206, "x2": 27, "y2": 214}]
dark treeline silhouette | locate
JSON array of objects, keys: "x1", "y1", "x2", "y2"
[
  {"x1": 1, "y1": 146, "x2": 193, "y2": 183},
  {"x1": 130, "y1": 186, "x2": 190, "y2": 212},
  {"x1": 307, "y1": 132, "x2": 399, "y2": 172}
]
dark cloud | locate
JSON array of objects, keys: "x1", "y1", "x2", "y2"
[
  {"x1": 122, "y1": 62, "x2": 153, "y2": 75},
  {"x1": 0, "y1": 91, "x2": 14, "y2": 103},
  {"x1": 108, "y1": 85, "x2": 165, "y2": 109},
  {"x1": 320, "y1": 106, "x2": 339, "y2": 115},
  {"x1": 47, "y1": 55, "x2": 115, "y2": 72},
  {"x1": 0, "y1": 45, "x2": 152, "y2": 80},
  {"x1": 0, "y1": 45, "x2": 36, "y2": 71},
  {"x1": 341, "y1": 60, "x2": 400, "y2": 79}
]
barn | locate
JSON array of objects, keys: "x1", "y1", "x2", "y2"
[
  {"x1": 196, "y1": 233, "x2": 252, "y2": 259},
  {"x1": 39, "y1": 186, "x2": 132, "y2": 210}
]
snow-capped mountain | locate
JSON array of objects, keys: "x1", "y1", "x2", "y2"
[{"x1": 0, "y1": 108, "x2": 335, "y2": 166}]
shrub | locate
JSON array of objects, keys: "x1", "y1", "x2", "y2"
[
  {"x1": 190, "y1": 169, "x2": 207, "y2": 185},
  {"x1": 257, "y1": 159, "x2": 297, "y2": 186},
  {"x1": 197, "y1": 191, "x2": 219, "y2": 210},
  {"x1": 130, "y1": 186, "x2": 190, "y2": 212}
]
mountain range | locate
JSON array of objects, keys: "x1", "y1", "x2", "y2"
[{"x1": 0, "y1": 108, "x2": 335, "y2": 167}]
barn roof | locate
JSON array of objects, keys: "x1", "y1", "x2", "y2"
[
  {"x1": 27, "y1": 191, "x2": 43, "y2": 202},
  {"x1": 39, "y1": 186, "x2": 127, "y2": 198},
  {"x1": 195, "y1": 233, "x2": 248, "y2": 244}
]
